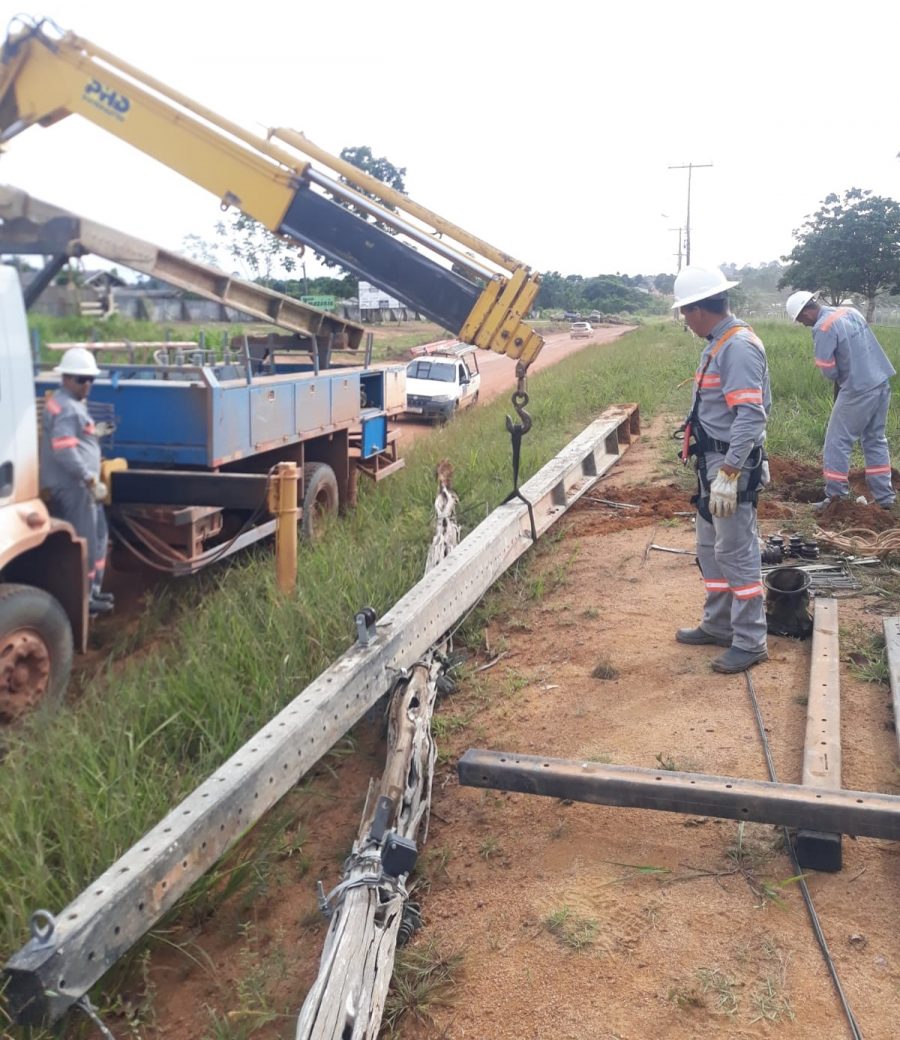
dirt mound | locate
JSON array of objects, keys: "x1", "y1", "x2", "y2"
[
  {"x1": 811, "y1": 495, "x2": 899, "y2": 533},
  {"x1": 570, "y1": 481, "x2": 793, "y2": 536},
  {"x1": 569, "y1": 483, "x2": 692, "y2": 535},
  {"x1": 770, "y1": 456, "x2": 900, "y2": 506}
]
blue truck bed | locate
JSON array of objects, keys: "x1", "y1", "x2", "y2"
[{"x1": 36, "y1": 362, "x2": 404, "y2": 469}]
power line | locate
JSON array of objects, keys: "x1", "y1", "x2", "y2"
[{"x1": 668, "y1": 162, "x2": 713, "y2": 267}]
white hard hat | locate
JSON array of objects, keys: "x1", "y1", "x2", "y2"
[
  {"x1": 785, "y1": 290, "x2": 817, "y2": 322},
  {"x1": 671, "y1": 266, "x2": 740, "y2": 310},
  {"x1": 54, "y1": 347, "x2": 101, "y2": 377}
]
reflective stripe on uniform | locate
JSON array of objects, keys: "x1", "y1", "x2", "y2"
[
  {"x1": 866, "y1": 465, "x2": 892, "y2": 475},
  {"x1": 52, "y1": 435, "x2": 79, "y2": 450},
  {"x1": 45, "y1": 397, "x2": 62, "y2": 415},
  {"x1": 815, "y1": 358, "x2": 837, "y2": 369},
  {"x1": 704, "y1": 579, "x2": 730, "y2": 593},
  {"x1": 823, "y1": 468, "x2": 849, "y2": 480},
  {"x1": 731, "y1": 583, "x2": 763, "y2": 599},
  {"x1": 724, "y1": 388, "x2": 764, "y2": 407},
  {"x1": 819, "y1": 307, "x2": 850, "y2": 333}
]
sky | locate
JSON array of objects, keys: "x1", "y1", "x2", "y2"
[{"x1": 0, "y1": 0, "x2": 896, "y2": 284}]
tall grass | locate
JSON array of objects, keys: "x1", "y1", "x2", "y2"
[{"x1": 2, "y1": 318, "x2": 898, "y2": 968}]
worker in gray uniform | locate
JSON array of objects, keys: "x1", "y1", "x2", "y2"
[
  {"x1": 41, "y1": 347, "x2": 113, "y2": 615},
  {"x1": 673, "y1": 267, "x2": 771, "y2": 674},
  {"x1": 786, "y1": 291, "x2": 896, "y2": 510}
]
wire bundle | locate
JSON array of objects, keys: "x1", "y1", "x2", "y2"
[{"x1": 814, "y1": 525, "x2": 900, "y2": 558}]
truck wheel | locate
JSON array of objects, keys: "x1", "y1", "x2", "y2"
[
  {"x1": 301, "y1": 463, "x2": 339, "y2": 541},
  {"x1": 0, "y1": 584, "x2": 73, "y2": 723}
]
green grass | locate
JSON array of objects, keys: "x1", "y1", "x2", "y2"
[
  {"x1": 4, "y1": 316, "x2": 898, "y2": 991},
  {"x1": 28, "y1": 314, "x2": 446, "y2": 364}
]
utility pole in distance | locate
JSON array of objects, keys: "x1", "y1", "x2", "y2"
[
  {"x1": 668, "y1": 162, "x2": 713, "y2": 267},
  {"x1": 669, "y1": 227, "x2": 684, "y2": 272}
]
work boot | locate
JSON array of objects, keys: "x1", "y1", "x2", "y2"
[
  {"x1": 89, "y1": 596, "x2": 114, "y2": 617},
  {"x1": 92, "y1": 591, "x2": 115, "y2": 605},
  {"x1": 810, "y1": 497, "x2": 845, "y2": 514},
  {"x1": 710, "y1": 646, "x2": 768, "y2": 674},
  {"x1": 675, "y1": 626, "x2": 731, "y2": 648}
]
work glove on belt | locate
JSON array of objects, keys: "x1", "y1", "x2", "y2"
[{"x1": 709, "y1": 470, "x2": 739, "y2": 518}]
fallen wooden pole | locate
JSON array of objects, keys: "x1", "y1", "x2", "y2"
[
  {"x1": 3, "y1": 403, "x2": 640, "y2": 1028},
  {"x1": 795, "y1": 599, "x2": 843, "y2": 871},
  {"x1": 457, "y1": 749, "x2": 900, "y2": 840}
]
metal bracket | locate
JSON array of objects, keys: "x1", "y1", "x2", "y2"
[{"x1": 355, "y1": 606, "x2": 377, "y2": 646}]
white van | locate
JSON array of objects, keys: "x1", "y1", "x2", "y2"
[{"x1": 403, "y1": 344, "x2": 481, "y2": 422}]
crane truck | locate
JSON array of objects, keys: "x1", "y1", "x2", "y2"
[{"x1": 0, "y1": 16, "x2": 546, "y2": 723}]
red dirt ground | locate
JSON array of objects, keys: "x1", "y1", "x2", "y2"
[{"x1": 65, "y1": 419, "x2": 900, "y2": 1040}]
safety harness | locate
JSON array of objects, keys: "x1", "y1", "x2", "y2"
[{"x1": 679, "y1": 326, "x2": 767, "y2": 524}]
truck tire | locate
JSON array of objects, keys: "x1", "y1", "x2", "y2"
[
  {"x1": 301, "y1": 463, "x2": 339, "y2": 541},
  {"x1": 0, "y1": 584, "x2": 73, "y2": 723}
]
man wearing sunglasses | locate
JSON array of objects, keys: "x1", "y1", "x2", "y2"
[{"x1": 40, "y1": 347, "x2": 113, "y2": 616}]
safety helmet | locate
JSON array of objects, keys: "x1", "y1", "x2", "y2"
[
  {"x1": 53, "y1": 347, "x2": 101, "y2": 377},
  {"x1": 785, "y1": 290, "x2": 818, "y2": 322},
  {"x1": 670, "y1": 266, "x2": 740, "y2": 310}
]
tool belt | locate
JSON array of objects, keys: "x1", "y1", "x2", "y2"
[{"x1": 675, "y1": 418, "x2": 765, "y2": 523}]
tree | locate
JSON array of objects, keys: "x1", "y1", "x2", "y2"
[
  {"x1": 779, "y1": 188, "x2": 900, "y2": 320},
  {"x1": 339, "y1": 146, "x2": 406, "y2": 196},
  {"x1": 214, "y1": 211, "x2": 298, "y2": 285}
]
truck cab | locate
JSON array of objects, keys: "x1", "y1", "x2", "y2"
[
  {"x1": 0, "y1": 267, "x2": 87, "y2": 722},
  {"x1": 403, "y1": 344, "x2": 481, "y2": 423}
]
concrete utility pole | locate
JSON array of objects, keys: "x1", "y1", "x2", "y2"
[{"x1": 668, "y1": 162, "x2": 713, "y2": 267}]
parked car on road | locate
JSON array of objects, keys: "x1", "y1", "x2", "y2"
[
  {"x1": 404, "y1": 344, "x2": 481, "y2": 423},
  {"x1": 570, "y1": 321, "x2": 593, "y2": 339}
]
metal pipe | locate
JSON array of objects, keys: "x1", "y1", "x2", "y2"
[{"x1": 273, "y1": 462, "x2": 298, "y2": 594}]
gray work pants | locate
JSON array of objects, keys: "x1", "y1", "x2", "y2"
[
  {"x1": 823, "y1": 381, "x2": 894, "y2": 504},
  {"x1": 48, "y1": 485, "x2": 109, "y2": 594},
  {"x1": 695, "y1": 453, "x2": 767, "y2": 653}
]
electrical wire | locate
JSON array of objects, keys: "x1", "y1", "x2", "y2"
[
  {"x1": 743, "y1": 671, "x2": 863, "y2": 1040},
  {"x1": 814, "y1": 524, "x2": 900, "y2": 558},
  {"x1": 110, "y1": 472, "x2": 274, "y2": 575}
]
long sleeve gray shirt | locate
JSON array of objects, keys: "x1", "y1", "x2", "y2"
[
  {"x1": 690, "y1": 316, "x2": 771, "y2": 470},
  {"x1": 812, "y1": 305, "x2": 895, "y2": 392},
  {"x1": 40, "y1": 387, "x2": 101, "y2": 490}
]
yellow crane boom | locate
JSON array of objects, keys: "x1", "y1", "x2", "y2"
[{"x1": 0, "y1": 17, "x2": 543, "y2": 364}]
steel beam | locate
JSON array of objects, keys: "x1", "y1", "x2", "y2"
[
  {"x1": 457, "y1": 749, "x2": 900, "y2": 841},
  {"x1": 3, "y1": 404, "x2": 639, "y2": 1026},
  {"x1": 111, "y1": 470, "x2": 270, "y2": 510},
  {"x1": 796, "y1": 598, "x2": 843, "y2": 871}
]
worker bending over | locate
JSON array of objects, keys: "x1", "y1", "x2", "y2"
[
  {"x1": 674, "y1": 267, "x2": 771, "y2": 674},
  {"x1": 41, "y1": 348, "x2": 113, "y2": 616},
  {"x1": 786, "y1": 291, "x2": 895, "y2": 511}
]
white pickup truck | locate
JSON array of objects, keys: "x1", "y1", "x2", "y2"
[{"x1": 403, "y1": 344, "x2": 481, "y2": 423}]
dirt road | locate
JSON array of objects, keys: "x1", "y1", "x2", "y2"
[{"x1": 394, "y1": 325, "x2": 633, "y2": 446}]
